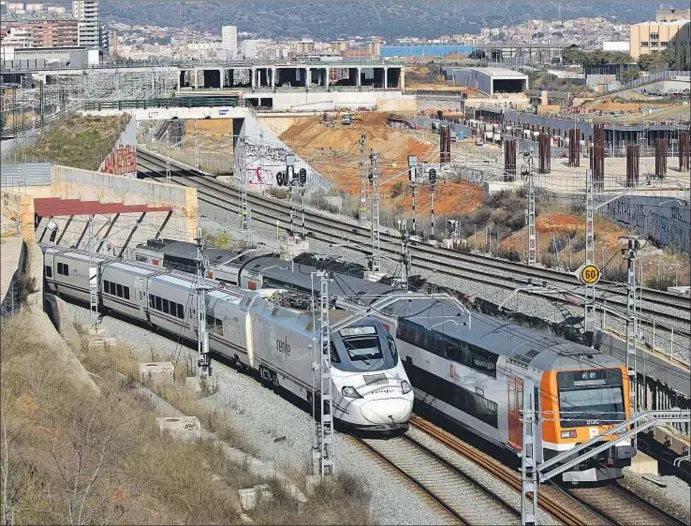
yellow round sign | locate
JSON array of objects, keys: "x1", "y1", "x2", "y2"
[{"x1": 580, "y1": 264, "x2": 601, "y2": 285}]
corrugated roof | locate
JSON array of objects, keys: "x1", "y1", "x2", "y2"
[{"x1": 34, "y1": 198, "x2": 172, "y2": 217}]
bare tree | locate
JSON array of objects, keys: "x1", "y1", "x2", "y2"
[{"x1": 50, "y1": 396, "x2": 130, "y2": 526}]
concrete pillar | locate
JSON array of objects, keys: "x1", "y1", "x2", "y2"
[
  {"x1": 271, "y1": 67, "x2": 276, "y2": 89},
  {"x1": 400, "y1": 68, "x2": 405, "y2": 91},
  {"x1": 177, "y1": 72, "x2": 181, "y2": 92},
  {"x1": 194, "y1": 69, "x2": 199, "y2": 90},
  {"x1": 384, "y1": 67, "x2": 388, "y2": 90},
  {"x1": 357, "y1": 67, "x2": 361, "y2": 88},
  {"x1": 325, "y1": 67, "x2": 330, "y2": 89},
  {"x1": 251, "y1": 68, "x2": 256, "y2": 89},
  {"x1": 219, "y1": 69, "x2": 224, "y2": 89},
  {"x1": 306, "y1": 68, "x2": 311, "y2": 89}
]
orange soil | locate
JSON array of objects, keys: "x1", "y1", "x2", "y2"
[
  {"x1": 280, "y1": 111, "x2": 436, "y2": 191},
  {"x1": 184, "y1": 118, "x2": 233, "y2": 136},
  {"x1": 396, "y1": 180, "x2": 485, "y2": 216}
]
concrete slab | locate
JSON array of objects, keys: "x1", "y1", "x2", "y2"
[
  {"x1": 239, "y1": 484, "x2": 273, "y2": 512},
  {"x1": 156, "y1": 416, "x2": 201, "y2": 441},
  {"x1": 279, "y1": 238, "x2": 309, "y2": 260},
  {"x1": 88, "y1": 337, "x2": 117, "y2": 352},
  {"x1": 364, "y1": 271, "x2": 387, "y2": 282},
  {"x1": 627, "y1": 451, "x2": 659, "y2": 476},
  {"x1": 139, "y1": 362, "x2": 175, "y2": 383},
  {"x1": 0, "y1": 234, "x2": 23, "y2": 305}
]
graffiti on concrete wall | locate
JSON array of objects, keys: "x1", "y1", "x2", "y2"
[
  {"x1": 100, "y1": 115, "x2": 137, "y2": 177},
  {"x1": 102, "y1": 145, "x2": 137, "y2": 176},
  {"x1": 604, "y1": 197, "x2": 690, "y2": 252},
  {"x1": 245, "y1": 143, "x2": 290, "y2": 164}
]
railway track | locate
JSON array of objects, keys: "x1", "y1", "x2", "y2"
[
  {"x1": 354, "y1": 433, "x2": 521, "y2": 525},
  {"x1": 136, "y1": 150, "x2": 691, "y2": 334},
  {"x1": 410, "y1": 416, "x2": 688, "y2": 526},
  {"x1": 562, "y1": 484, "x2": 688, "y2": 526}
]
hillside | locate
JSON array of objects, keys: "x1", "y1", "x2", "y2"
[{"x1": 98, "y1": 0, "x2": 668, "y2": 40}]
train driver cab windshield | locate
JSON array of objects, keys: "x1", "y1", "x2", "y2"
[
  {"x1": 331, "y1": 325, "x2": 398, "y2": 372},
  {"x1": 557, "y1": 369, "x2": 625, "y2": 428}
]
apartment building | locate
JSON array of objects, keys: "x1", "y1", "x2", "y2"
[
  {"x1": 72, "y1": 0, "x2": 99, "y2": 49},
  {"x1": 1, "y1": 10, "x2": 78, "y2": 48},
  {"x1": 629, "y1": 18, "x2": 690, "y2": 70}
]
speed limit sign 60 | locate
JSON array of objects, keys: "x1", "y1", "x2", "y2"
[{"x1": 578, "y1": 264, "x2": 601, "y2": 285}]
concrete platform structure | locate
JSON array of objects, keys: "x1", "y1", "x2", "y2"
[
  {"x1": 1, "y1": 165, "x2": 198, "y2": 254},
  {"x1": 139, "y1": 362, "x2": 175, "y2": 383},
  {"x1": 626, "y1": 451, "x2": 659, "y2": 476},
  {"x1": 156, "y1": 416, "x2": 202, "y2": 441},
  {"x1": 177, "y1": 61, "x2": 404, "y2": 92},
  {"x1": 444, "y1": 67, "x2": 529, "y2": 96}
]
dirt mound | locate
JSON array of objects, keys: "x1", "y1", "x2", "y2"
[
  {"x1": 280, "y1": 111, "x2": 436, "y2": 191},
  {"x1": 395, "y1": 180, "x2": 484, "y2": 216}
]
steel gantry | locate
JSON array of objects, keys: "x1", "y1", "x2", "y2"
[
  {"x1": 369, "y1": 149, "x2": 381, "y2": 273},
  {"x1": 195, "y1": 228, "x2": 211, "y2": 378},
  {"x1": 583, "y1": 169, "x2": 596, "y2": 336},
  {"x1": 359, "y1": 134, "x2": 368, "y2": 223},
  {"x1": 520, "y1": 405, "x2": 691, "y2": 526}
]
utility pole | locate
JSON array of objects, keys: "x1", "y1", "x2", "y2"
[
  {"x1": 621, "y1": 236, "x2": 645, "y2": 448},
  {"x1": 523, "y1": 149, "x2": 537, "y2": 266},
  {"x1": 312, "y1": 265, "x2": 334, "y2": 477},
  {"x1": 88, "y1": 214, "x2": 98, "y2": 329},
  {"x1": 408, "y1": 154, "x2": 418, "y2": 237},
  {"x1": 237, "y1": 137, "x2": 249, "y2": 234},
  {"x1": 400, "y1": 229, "x2": 412, "y2": 291},
  {"x1": 359, "y1": 134, "x2": 368, "y2": 223},
  {"x1": 584, "y1": 169, "x2": 596, "y2": 338},
  {"x1": 194, "y1": 119, "x2": 200, "y2": 170},
  {"x1": 520, "y1": 378, "x2": 539, "y2": 526},
  {"x1": 196, "y1": 228, "x2": 211, "y2": 379},
  {"x1": 369, "y1": 149, "x2": 381, "y2": 273}
]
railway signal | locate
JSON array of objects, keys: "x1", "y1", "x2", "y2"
[{"x1": 428, "y1": 167, "x2": 437, "y2": 242}]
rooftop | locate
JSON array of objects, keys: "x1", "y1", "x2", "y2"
[{"x1": 1, "y1": 11, "x2": 77, "y2": 23}]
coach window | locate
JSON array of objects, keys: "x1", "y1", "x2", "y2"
[
  {"x1": 149, "y1": 295, "x2": 155, "y2": 308},
  {"x1": 124, "y1": 287, "x2": 130, "y2": 300},
  {"x1": 115, "y1": 284, "x2": 122, "y2": 297},
  {"x1": 103, "y1": 280, "x2": 110, "y2": 294},
  {"x1": 177, "y1": 304, "x2": 185, "y2": 319},
  {"x1": 155, "y1": 296, "x2": 162, "y2": 311},
  {"x1": 162, "y1": 298, "x2": 169, "y2": 314},
  {"x1": 45, "y1": 265, "x2": 52, "y2": 278}
]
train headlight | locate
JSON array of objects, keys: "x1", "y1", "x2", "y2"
[
  {"x1": 342, "y1": 386, "x2": 362, "y2": 399},
  {"x1": 561, "y1": 430, "x2": 577, "y2": 438},
  {"x1": 401, "y1": 381, "x2": 413, "y2": 394}
]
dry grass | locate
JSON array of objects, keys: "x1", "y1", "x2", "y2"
[
  {"x1": 65, "y1": 323, "x2": 374, "y2": 525},
  {"x1": 11, "y1": 115, "x2": 129, "y2": 170},
  {"x1": 1, "y1": 312, "x2": 246, "y2": 525}
]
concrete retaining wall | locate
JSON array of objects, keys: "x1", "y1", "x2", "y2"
[
  {"x1": 600, "y1": 195, "x2": 691, "y2": 253},
  {"x1": 3, "y1": 166, "x2": 198, "y2": 254},
  {"x1": 595, "y1": 329, "x2": 689, "y2": 398},
  {"x1": 234, "y1": 113, "x2": 330, "y2": 194},
  {"x1": 247, "y1": 90, "x2": 415, "y2": 112},
  {"x1": 1, "y1": 190, "x2": 36, "y2": 241},
  {"x1": 34, "y1": 166, "x2": 198, "y2": 253}
]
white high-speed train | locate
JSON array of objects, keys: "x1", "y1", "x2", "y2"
[{"x1": 41, "y1": 245, "x2": 414, "y2": 432}]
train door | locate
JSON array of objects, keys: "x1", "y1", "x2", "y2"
[
  {"x1": 508, "y1": 377, "x2": 523, "y2": 451},
  {"x1": 135, "y1": 277, "x2": 145, "y2": 314}
]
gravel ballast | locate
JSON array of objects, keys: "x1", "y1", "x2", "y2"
[{"x1": 65, "y1": 301, "x2": 447, "y2": 525}]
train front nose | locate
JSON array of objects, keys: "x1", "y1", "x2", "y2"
[{"x1": 360, "y1": 398, "x2": 413, "y2": 426}]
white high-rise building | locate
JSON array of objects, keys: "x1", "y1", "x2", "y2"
[
  {"x1": 221, "y1": 25, "x2": 238, "y2": 58},
  {"x1": 72, "y1": 0, "x2": 99, "y2": 49}
]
